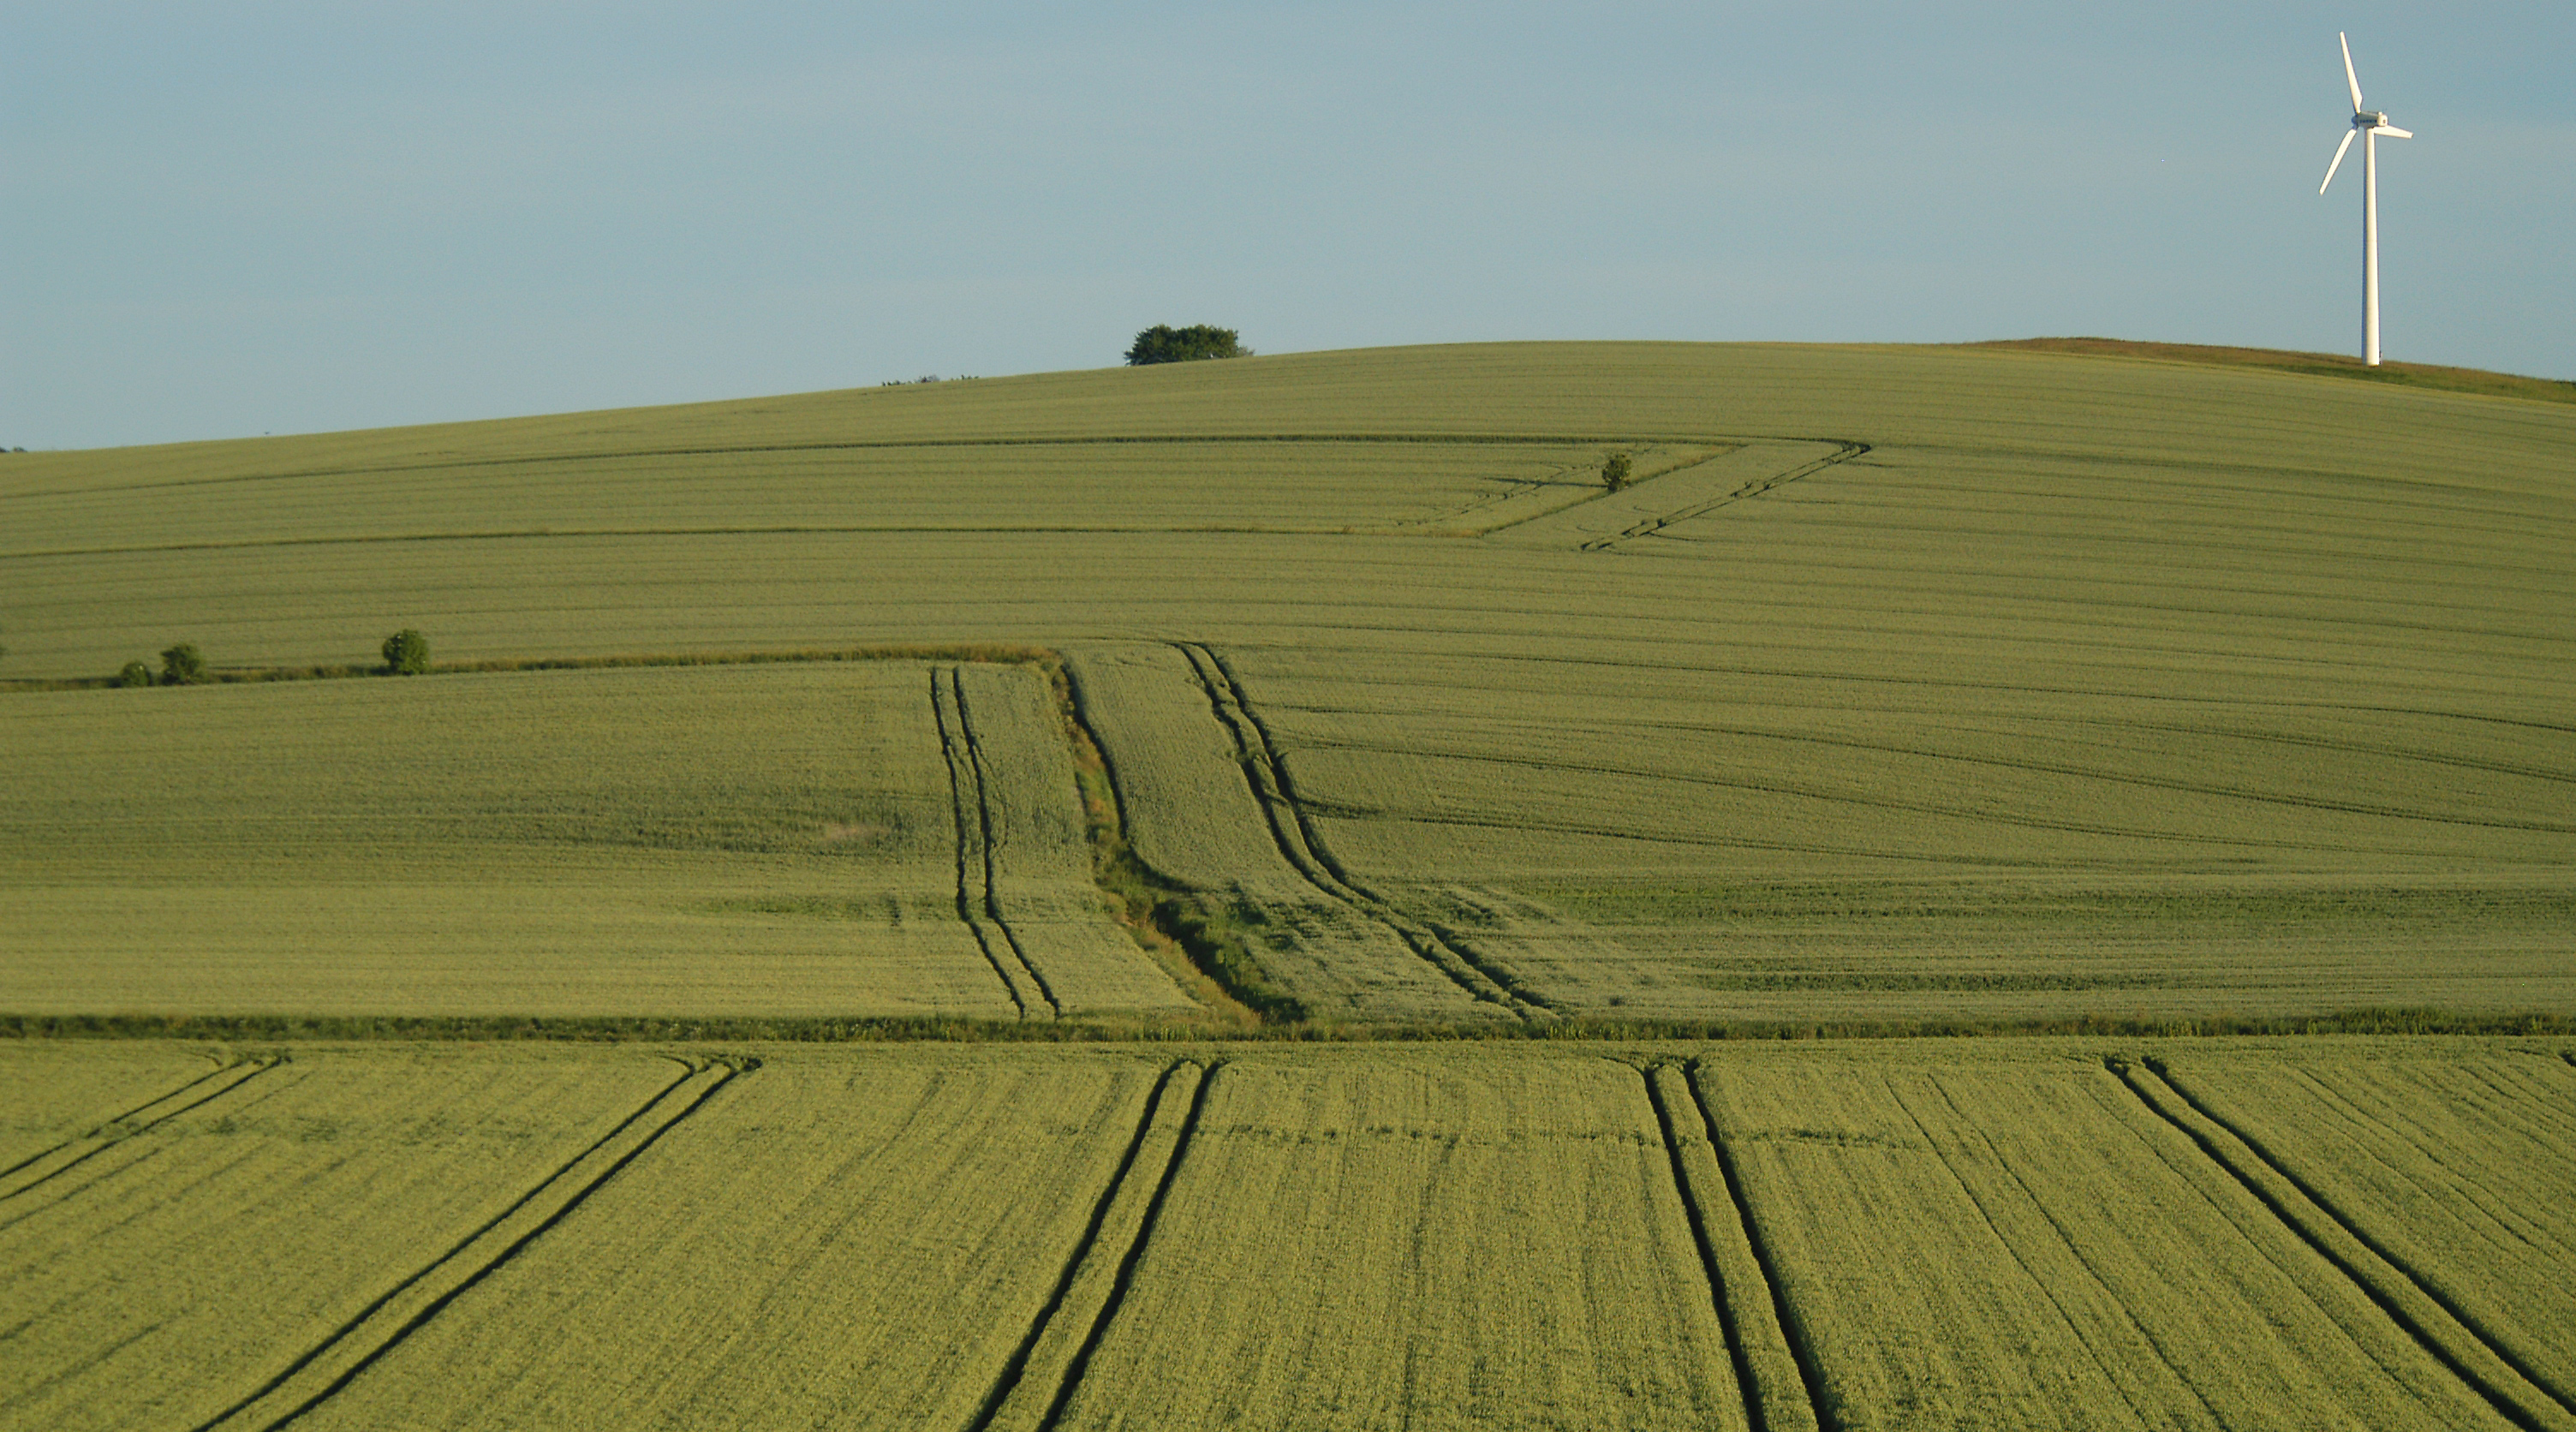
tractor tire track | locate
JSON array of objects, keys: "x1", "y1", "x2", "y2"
[
  {"x1": 949, "y1": 666, "x2": 1061, "y2": 1017},
  {"x1": 1292, "y1": 802, "x2": 2287, "y2": 868},
  {"x1": 1679, "y1": 1061, "x2": 1841, "y2": 1432},
  {"x1": 1471, "y1": 445, "x2": 1736, "y2": 537},
  {"x1": 1581, "y1": 442, "x2": 1870, "y2": 552},
  {"x1": 0, "y1": 1057, "x2": 280, "y2": 1208},
  {"x1": 1635, "y1": 1062, "x2": 1815, "y2": 1432},
  {"x1": 187, "y1": 1056, "x2": 702, "y2": 1430},
  {"x1": 932, "y1": 667, "x2": 1050, "y2": 1019},
  {"x1": 969, "y1": 1061, "x2": 1200, "y2": 1432},
  {"x1": 1247, "y1": 641, "x2": 2576, "y2": 739},
  {"x1": 1884, "y1": 1076, "x2": 2158, "y2": 1429},
  {"x1": 2109, "y1": 1058, "x2": 2576, "y2": 1432},
  {"x1": 1027, "y1": 1061, "x2": 1221, "y2": 1432},
  {"x1": 1, "y1": 431, "x2": 1788, "y2": 504},
  {"x1": 1290, "y1": 737, "x2": 2374, "y2": 850},
  {"x1": 1172, "y1": 642, "x2": 1556, "y2": 1018},
  {"x1": 2150, "y1": 1057, "x2": 2576, "y2": 1420},
  {"x1": 0, "y1": 1059, "x2": 239, "y2": 1183},
  {"x1": 206, "y1": 1058, "x2": 752, "y2": 1432}
]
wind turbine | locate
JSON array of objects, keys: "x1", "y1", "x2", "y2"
[{"x1": 2318, "y1": 32, "x2": 2412, "y2": 367}]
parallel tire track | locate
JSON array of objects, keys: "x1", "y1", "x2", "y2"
[
  {"x1": 1637, "y1": 1064, "x2": 1815, "y2": 1432},
  {"x1": 1027, "y1": 1062, "x2": 1220, "y2": 1432},
  {"x1": 969, "y1": 1061, "x2": 1202, "y2": 1432},
  {"x1": 1172, "y1": 641, "x2": 1558, "y2": 1019},
  {"x1": 950, "y1": 666, "x2": 1061, "y2": 1017},
  {"x1": 1680, "y1": 1061, "x2": 1843, "y2": 1432},
  {"x1": 1582, "y1": 442, "x2": 1871, "y2": 552},
  {"x1": 2110, "y1": 1058, "x2": 2576, "y2": 1432},
  {"x1": 0, "y1": 1057, "x2": 281, "y2": 1209},
  {"x1": 3, "y1": 431, "x2": 1785, "y2": 504},
  {"x1": 0, "y1": 1059, "x2": 238, "y2": 1182},
  {"x1": 931, "y1": 667, "x2": 1052, "y2": 1018},
  {"x1": 204, "y1": 1058, "x2": 753, "y2": 1431}
]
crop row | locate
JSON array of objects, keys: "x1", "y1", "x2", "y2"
[{"x1": 6, "y1": 1040, "x2": 2572, "y2": 1429}]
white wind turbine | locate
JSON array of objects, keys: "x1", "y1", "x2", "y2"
[{"x1": 2318, "y1": 32, "x2": 2412, "y2": 366}]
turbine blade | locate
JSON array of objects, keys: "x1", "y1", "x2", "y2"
[
  {"x1": 2320, "y1": 128, "x2": 2356, "y2": 193},
  {"x1": 2341, "y1": 32, "x2": 2364, "y2": 111},
  {"x1": 2374, "y1": 124, "x2": 2413, "y2": 139}
]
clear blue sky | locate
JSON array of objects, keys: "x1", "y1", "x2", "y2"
[{"x1": 6, "y1": 1, "x2": 2569, "y2": 449}]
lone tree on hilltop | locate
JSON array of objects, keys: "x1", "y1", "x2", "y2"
[
  {"x1": 382, "y1": 629, "x2": 430, "y2": 676},
  {"x1": 1125, "y1": 325, "x2": 1248, "y2": 366}
]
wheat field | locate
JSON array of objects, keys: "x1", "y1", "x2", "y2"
[{"x1": 4, "y1": 342, "x2": 2573, "y2": 1427}]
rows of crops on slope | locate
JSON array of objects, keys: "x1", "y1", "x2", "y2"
[
  {"x1": 0, "y1": 1043, "x2": 690, "y2": 1432},
  {"x1": 3, "y1": 342, "x2": 2569, "y2": 1023},
  {"x1": 0, "y1": 660, "x2": 1181, "y2": 1019},
  {"x1": 0, "y1": 438, "x2": 1726, "y2": 565},
  {"x1": 1685, "y1": 1043, "x2": 2551, "y2": 1431}
]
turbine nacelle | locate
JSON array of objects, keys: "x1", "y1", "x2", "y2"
[{"x1": 2319, "y1": 36, "x2": 2412, "y2": 195}]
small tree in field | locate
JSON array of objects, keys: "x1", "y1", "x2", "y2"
[
  {"x1": 117, "y1": 659, "x2": 154, "y2": 688},
  {"x1": 1124, "y1": 325, "x2": 1248, "y2": 366},
  {"x1": 159, "y1": 643, "x2": 206, "y2": 685},
  {"x1": 382, "y1": 629, "x2": 429, "y2": 675},
  {"x1": 1601, "y1": 451, "x2": 1633, "y2": 492}
]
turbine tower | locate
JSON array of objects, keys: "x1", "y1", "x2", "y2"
[{"x1": 2318, "y1": 33, "x2": 2412, "y2": 367}]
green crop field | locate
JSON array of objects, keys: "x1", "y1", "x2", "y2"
[
  {"x1": 4, "y1": 1038, "x2": 2574, "y2": 1429},
  {"x1": 5, "y1": 340, "x2": 2571, "y2": 1025},
  {"x1": 4, "y1": 340, "x2": 2573, "y2": 1427}
]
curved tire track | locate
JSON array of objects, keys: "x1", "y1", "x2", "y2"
[{"x1": 1172, "y1": 642, "x2": 1557, "y2": 1018}]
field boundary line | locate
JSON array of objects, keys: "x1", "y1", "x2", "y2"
[
  {"x1": 1030, "y1": 1059, "x2": 1221, "y2": 1432},
  {"x1": 0, "y1": 1055, "x2": 236, "y2": 1181},
  {"x1": 933, "y1": 668, "x2": 1050, "y2": 1019},
  {"x1": 185, "y1": 1055, "x2": 702, "y2": 1430},
  {"x1": 1681, "y1": 1060, "x2": 1843, "y2": 1432},
  {"x1": 951, "y1": 666, "x2": 1061, "y2": 1016},
  {"x1": 206, "y1": 1056, "x2": 753, "y2": 1432},
  {"x1": 1637, "y1": 1062, "x2": 1813, "y2": 1432},
  {"x1": 1173, "y1": 641, "x2": 1558, "y2": 1019},
  {"x1": 1581, "y1": 441, "x2": 1871, "y2": 552},
  {"x1": 0, "y1": 1055, "x2": 279, "y2": 1208},
  {"x1": 971, "y1": 1061, "x2": 1199, "y2": 1432},
  {"x1": 2110, "y1": 1058, "x2": 2576, "y2": 1432}
]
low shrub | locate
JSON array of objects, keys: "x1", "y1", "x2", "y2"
[{"x1": 382, "y1": 629, "x2": 429, "y2": 675}]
